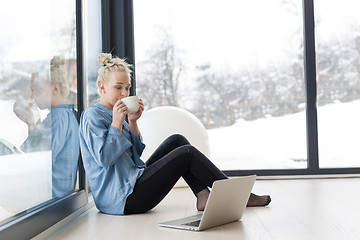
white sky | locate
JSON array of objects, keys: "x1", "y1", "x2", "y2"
[
  {"x1": 1, "y1": 0, "x2": 359, "y2": 64},
  {"x1": 314, "y1": 0, "x2": 360, "y2": 43},
  {"x1": 133, "y1": 0, "x2": 360, "y2": 71},
  {"x1": 134, "y1": 0, "x2": 303, "y2": 71},
  {"x1": 0, "y1": 0, "x2": 75, "y2": 62}
]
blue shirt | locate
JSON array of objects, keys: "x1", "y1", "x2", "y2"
[
  {"x1": 21, "y1": 104, "x2": 80, "y2": 198},
  {"x1": 51, "y1": 104, "x2": 79, "y2": 198},
  {"x1": 79, "y1": 103, "x2": 146, "y2": 215}
]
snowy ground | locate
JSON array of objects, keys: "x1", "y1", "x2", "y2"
[{"x1": 209, "y1": 100, "x2": 360, "y2": 170}]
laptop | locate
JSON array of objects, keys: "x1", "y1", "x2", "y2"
[{"x1": 158, "y1": 175, "x2": 256, "y2": 231}]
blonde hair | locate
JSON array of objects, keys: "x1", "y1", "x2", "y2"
[
  {"x1": 50, "y1": 56, "x2": 69, "y2": 97},
  {"x1": 97, "y1": 53, "x2": 132, "y2": 95}
]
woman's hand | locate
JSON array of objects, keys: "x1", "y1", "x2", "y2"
[
  {"x1": 128, "y1": 99, "x2": 144, "y2": 122},
  {"x1": 128, "y1": 99, "x2": 144, "y2": 137},
  {"x1": 111, "y1": 99, "x2": 127, "y2": 130},
  {"x1": 13, "y1": 99, "x2": 41, "y2": 126}
]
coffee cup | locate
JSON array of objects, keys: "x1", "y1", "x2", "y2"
[{"x1": 121, "y1": 96, "x2": 139, "y2": 113}]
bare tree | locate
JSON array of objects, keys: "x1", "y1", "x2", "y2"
[{"x1": 136, "y1": 28, "x2": 184, "y2": 108}]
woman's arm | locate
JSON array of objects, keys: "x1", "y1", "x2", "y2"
[
  {"x1": 129, "y1": 120, "x2": 140, "y2": 138},
  {"x1": 80, "y1": 108, "x2": 132, "y2": 168}
]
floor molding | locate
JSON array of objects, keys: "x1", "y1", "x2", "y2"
[{"x1": 33, "y1": 199, "x2": 95, "y2": 240}]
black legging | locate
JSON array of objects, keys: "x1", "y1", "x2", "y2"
[{"x1": 124, "y1": 134, "x2": 228, "y2": 214}]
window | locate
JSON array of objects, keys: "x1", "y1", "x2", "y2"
[
  {"x1": 133, "y1": 0, "x2": 306, "y2": 170},
  {"x1": 0, "y1": 0, "x2": 87, "y2": 238},
  {"x1": 314, "y1": 0, "x2": 360, "y2": 168},
  {"x1": 0, "y1": 0, "x2": 80, "y2": 223}
]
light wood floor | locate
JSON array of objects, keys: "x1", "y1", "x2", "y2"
[{"x1": 50, "y1": 178, "x2": 360, "y2": 240}]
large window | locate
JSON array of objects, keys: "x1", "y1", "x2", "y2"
[
  {"x1": 314, "y1": 0, "x2": 360, "y2": 168},
  {"x1": 134, "y1": 0, "x2": 306, "y2": 170},
  {"x1": 0, "y1": 0, "x2": 82, "y2": 230}
]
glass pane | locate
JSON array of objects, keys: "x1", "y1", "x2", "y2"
[
  {"x1": 314, "y1": 0, "x2": 360, "y2": 168},
  {"x1": 134, "y1": 0, "x2": 306, "y2": 170},
  {"x1": 0, "y1": 0, "x2": 79, "y2": 222},
  {"x1": 86, "y1": 0, "x2": 102, "y2": 106}
]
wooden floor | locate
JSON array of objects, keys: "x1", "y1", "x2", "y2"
[{"x1": 50, "y1": 178, "x2": 360, "y2": 240}]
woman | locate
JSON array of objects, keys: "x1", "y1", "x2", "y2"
[{"x1": 79, "y1": 53, "x2": 271, "y2": 215}]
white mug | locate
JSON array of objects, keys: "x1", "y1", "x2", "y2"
[{"x1": 121, "y1": 96, "x2": 139, "y2": 113}]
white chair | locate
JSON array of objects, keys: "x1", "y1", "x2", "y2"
[{"x1": 138, "y1": 106, "x2": 210, "y2": 187}]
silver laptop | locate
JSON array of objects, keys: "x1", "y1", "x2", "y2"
[{"x1": 158, "y1": 175, "x2": 256, "y2": 231}]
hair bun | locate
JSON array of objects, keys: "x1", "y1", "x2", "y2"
[
  {"x1": 51, "y1": 56, "x2": 65, "y2": 68},
  {"x1": 98, "y1": 53, "x2": 112, "y2": 66}
]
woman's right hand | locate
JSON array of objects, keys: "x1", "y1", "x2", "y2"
[{"x1": 111, "y1": 99, "x2": 127, "y2": 130}]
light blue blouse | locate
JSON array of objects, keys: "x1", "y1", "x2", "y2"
[
  {"x1": 21, "y1": 104, "x2": 80, "y2": 198},
  {"x1": 79, "y1": 103, "x2": 146, "y2": 215},
  {"x1": 50, "y1": 104, "x2": 79, "y2": 198}
]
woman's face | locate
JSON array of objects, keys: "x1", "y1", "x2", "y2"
[{"x1": 100, "y1": 70, "x2": 131, "y2": 110}]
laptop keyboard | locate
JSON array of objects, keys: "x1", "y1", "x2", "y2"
[{"x1": 182, "y1": 220, "x2": 201, "y2": 227}]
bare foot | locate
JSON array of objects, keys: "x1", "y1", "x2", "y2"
[
  {"x1": 246, "y1": 193, "x2": 271, "y2": 207},
  {"x1": 196, "y1": 189, "x2": 210, "y2": 211}
]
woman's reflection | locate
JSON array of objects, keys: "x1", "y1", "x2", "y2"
[{"x1": 13, "y1": 56, "x2": 79, "y2": 198}]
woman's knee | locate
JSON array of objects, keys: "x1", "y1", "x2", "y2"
[{"x1": 167, "y1": 134, "x2": 190, "y2": 145}]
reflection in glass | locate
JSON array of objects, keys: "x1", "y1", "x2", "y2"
[
  {"x1": 0, "y1": 0, "x2": 78, "y2": 223},
  {"x1": 314, "y1": 0, "x2": 360, "y2": 168},
  {"x1": 134, "y1": 0, "x2": 306, "y2": 170},
  {"x1": 14, "y1": 57, "x2": 79, "y2": 197}
]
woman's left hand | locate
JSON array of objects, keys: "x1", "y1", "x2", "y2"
[{"x1": 128, "y1": 99, "x2": 144, "y2": 122}]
